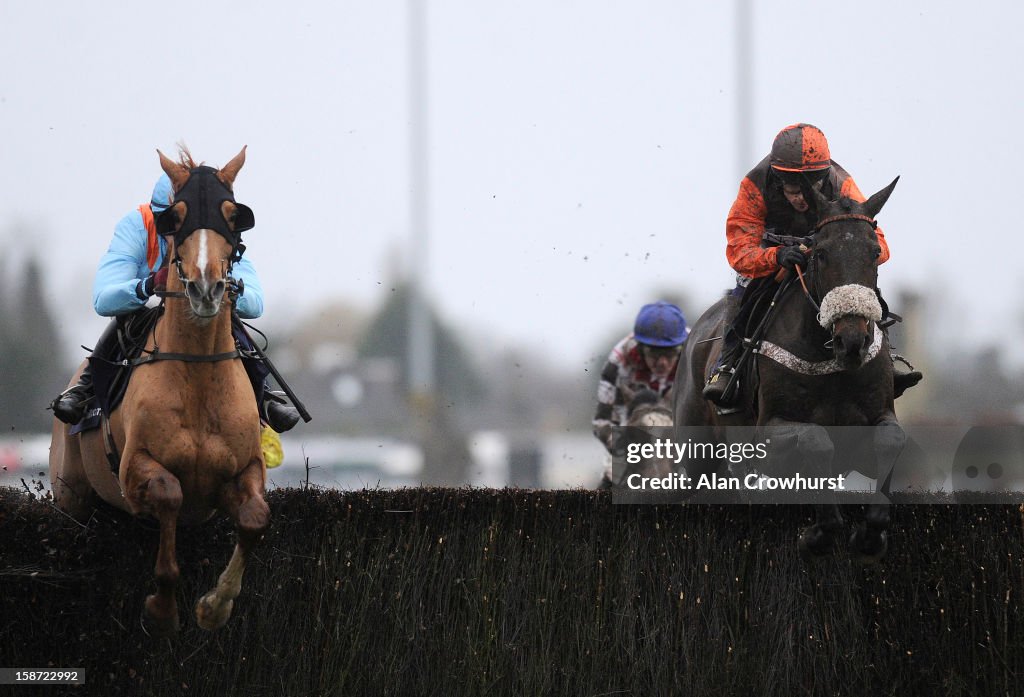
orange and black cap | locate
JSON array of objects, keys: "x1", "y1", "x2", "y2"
[{"x1": 770, "y1": 123, "x2": 831, "y2": 173}]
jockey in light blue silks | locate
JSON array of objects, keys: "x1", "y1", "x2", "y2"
[{"x1": 50, "y1": 174, "x2": 300, "y2": 433}]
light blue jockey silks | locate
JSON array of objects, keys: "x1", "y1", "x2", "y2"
[
  {"x1": 150, "y1": 173, "x2": 173, "y2": 213},
  {"x1": 92, "y1": 175, "x2": 264, "y2": 318}
]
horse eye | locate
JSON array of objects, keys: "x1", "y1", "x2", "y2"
[
  {"x1": 872, "y1": 246, "x2": 881, "y2": 259},
  {"x1": 816, "y1": 250, "x2": 828, "y2": 264}
]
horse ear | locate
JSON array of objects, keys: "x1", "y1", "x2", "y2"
[
  {"x1": 220, "y1": 146, "x2": 247, "y2": 187},
  {"x1": 861, "y1": 176, "x2": 900, "y2": 219},
  {"x1": 158, "y1": 149, "x2": 189, "y2": 191},
  {"x1": 809, "y1": 177, "x2": 832, "y2": 213}
]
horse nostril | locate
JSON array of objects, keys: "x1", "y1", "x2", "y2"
[{"x1": 213, "y1": 280, "x2": 226, "y2": 298}]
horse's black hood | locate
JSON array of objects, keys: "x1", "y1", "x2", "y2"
[{"x1": 155, "y1": 166, "x2": 254, "y2": 251}]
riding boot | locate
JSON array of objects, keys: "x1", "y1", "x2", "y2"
[
  {"x1": 50, "y1": 372, "x2": 94, "y2": 425},
  {"x1": 892, "y1": 356, "x2": 923, "y2": 399},
  {"x1": 263, "y1": 389, "x2": 301, "y2": 433},
  {"x1": 702, "y1": 332, "x2": 743, "y2": 406},
  {"x1": 50, "y1": 319, "x2": 120, "y2": 425}
]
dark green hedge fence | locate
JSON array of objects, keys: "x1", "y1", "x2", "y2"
[{"x1": 1, "y1": 486, "x2": 1021, "y2": 696}]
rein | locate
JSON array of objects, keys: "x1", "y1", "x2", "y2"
[
  {"x1": 795, "y1": 265, "x2": 820, "y2": 314},
  {"x1": 781, "y1": 212, "x2": 880, "y2": 320},
  {"x1": 134, "y1": 281, "x2": 247, "y2": 365}
]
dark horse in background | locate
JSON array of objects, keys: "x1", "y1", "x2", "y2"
[
  {"x1": 673, "y1": 178, "x2": 905, "y2": 562},
  {"x1": 609, "y1": 386, "x2": 676, "y2": 486}
]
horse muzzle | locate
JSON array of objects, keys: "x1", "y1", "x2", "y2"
[
  {"x1": 818, "y1": 284, "x2": 882, "y2": 369},
  {"x1": 184, "y1": 278, "x2": 227, "y2": 318},
  {"x1": 832, "y1": 316, "x2": 872, "y2": 369}
]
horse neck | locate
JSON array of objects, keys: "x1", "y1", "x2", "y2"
[
  {"x1": 769, "y1": 281, "x2": 832, "y2": 357},
  {"x1": 155, "y1": 300, "x2": 236, "y2": 355}
]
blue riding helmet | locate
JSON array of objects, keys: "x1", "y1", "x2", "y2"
[
  {"x1": 150, "y1": 173, "x2": 173, "y2": 213},
  {"x1": 634, "y1": 301, "x2": 688, "y2": 347}
]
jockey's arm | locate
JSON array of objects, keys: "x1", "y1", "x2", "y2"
[
  {"x1": 593, "y1": 341, "x2": 630, "y2": 449},
  {"x1": 230, "y1": 255, "x2": 264, "y2": 319},
  {"x1": 92, "y1": 211, "x2": 266, "y2": 319},
  {"x1": 839, "y1": 177, "x2": 891, "y2": 264},
  {"x1": 93, "y1": 212, "x2": 155, "y2": 316},
  {"x1": 725, "y1": 177, "x2": 780, "y2": 278}
]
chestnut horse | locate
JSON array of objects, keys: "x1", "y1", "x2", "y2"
[
  {"x1": 49, "y1": 147, "x2": 268, "y2": 636},
  {"x1": 673, "y1": 178, "x2": 905, "y2": 562}
]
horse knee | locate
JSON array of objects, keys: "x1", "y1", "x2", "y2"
[
  {"x1": 796, "y1": 424, "x2": 832, "y2": 457},
  {"x1": 237, "y1": 496, "x2": 269, "y2": 539},
  {"x1": 779, "y1": 425, "x2": 834, "y2": 477},
  {"x1": 874, "y1": 421, "x2": 906, "y2": 455},
  {"x1": 145, "y1": 474, "x2": 183, "y2": 513}
]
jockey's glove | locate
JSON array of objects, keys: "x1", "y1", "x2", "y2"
[
  {"x1": 777, "y1": 246, "x2": 809, "y2": 271},
  {"x1": 137, "y1": 267, "x2": 169, "y2": 299}
]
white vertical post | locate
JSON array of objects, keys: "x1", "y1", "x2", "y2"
[
  {"x1": 408, "y1": 0, "x2": 434, "y2": 397},
  {"x1": 735, "y1": 0, "x2": 753, "y2": 180}
]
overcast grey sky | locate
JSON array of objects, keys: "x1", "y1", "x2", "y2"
[{"x1": 1, "y1": 1, "x2": 1020, "y2": 373}]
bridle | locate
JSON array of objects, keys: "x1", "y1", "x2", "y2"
[
  {"x1": 155, "y1": 256, "x2": 245, "y2": 302},
  {"x1": 141, "y1": 165, "x2": 255, "y2": 363},
  {"x1": 770, "y1": 212, "x2": 880, "y2": 320},
  {"x1": 154, "y1": 165, "x2": 252, "y2": 304}
]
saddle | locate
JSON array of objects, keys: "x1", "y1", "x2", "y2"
[
  {"x1": 70, "y1": 308, "x2": 271, "y2": 436},
  {"x1": 69, "y1": 307, "x2": 163, "y2": 435}
]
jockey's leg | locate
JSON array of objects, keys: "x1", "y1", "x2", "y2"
[
  {"x1": 875, "y1": 293, "x2": 923, "y2": 399},
  {"x1": 701, "y1": 329, "x2": 743, "y2": 405},
  {"x1": 50, "y1": 319, "x2": 120, "y2": 424},
  {"x1": 892, "y1": 354, "x2": 923, "y2": 399},
  {"x1": 702, "y1": 283, "x2": 752, "y2": 406},
  {"x1": 232, "y1": 322, "x2": 300, "y2": 433}
]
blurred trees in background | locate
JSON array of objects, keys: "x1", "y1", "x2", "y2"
[
  {"x1": 0, "y1": 256, "x2": 65, "y2": 433},
  {"x1": 357, "y1": 283, "x2": 486, "y2": 411}
]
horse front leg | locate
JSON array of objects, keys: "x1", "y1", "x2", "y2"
[
  {"x1": 196, "y1": 457, "x2": 269, "y2": 631},
  {"x1": 761, "y1": 418, "x2": 842, "y2": 561},
  {"x1": 850, "y1": 415, "x2": 905, "y2": 564},
  {"x1": 123, "y1": 452, "x2": 184, "y2": 638}
]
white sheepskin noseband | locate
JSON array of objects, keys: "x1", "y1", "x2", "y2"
[{"x1": 817, "y1": 284, "x2": 882, "y2": 329}]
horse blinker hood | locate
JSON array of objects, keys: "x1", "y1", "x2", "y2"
[{"x1": 155, "y1": 166, "x2": 255, "y2": 251}]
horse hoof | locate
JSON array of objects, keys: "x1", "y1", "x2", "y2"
[
  {"x1": 195, "y1": 593, "x2": 233, "y2": 631},
  {"x1": 850, "y1": 525, "x2": 888, "y2": 564},
  {"x1": 141, "y1": 596, "x2": 180, "y2": 638},
  {"x1": 798, "y1": 525, "x2": 839, "y2": 563}
]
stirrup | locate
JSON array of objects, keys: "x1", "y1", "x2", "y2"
[
  {"x1": 49, "y1": 386, "x2": 94, "y2": 425},
  {"x1": 264, "y1": 389, "x2": 288, "y2": 403}
]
